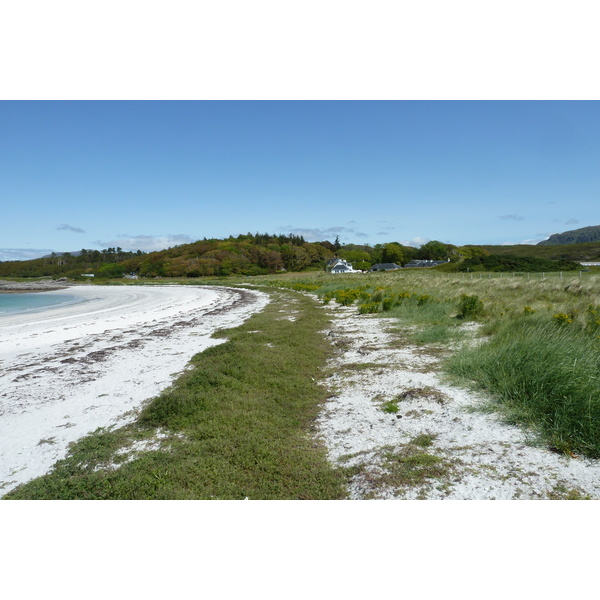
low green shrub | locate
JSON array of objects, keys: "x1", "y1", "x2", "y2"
[
  {"x1": 359, "y1": 302, "x2": 382, "y2": 314},
  {"x1": 457, "y1": 294, "x2": 484, "y2": 319}
]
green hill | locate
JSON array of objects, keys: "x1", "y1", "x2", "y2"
[
  {"x1": 538, "y1": 225, "x2": 600, "y2": 246},
  {"x1": 0, "y1": 234, "x2": 337, "y2": 279}
]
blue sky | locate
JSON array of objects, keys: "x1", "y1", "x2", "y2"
[{"x1": 1, "y1": 100, "x2": 599, "y2": 261}]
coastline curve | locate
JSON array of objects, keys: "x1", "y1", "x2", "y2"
[{"x1": 0, "y1": 284, "x2": 269, "y2": 496}]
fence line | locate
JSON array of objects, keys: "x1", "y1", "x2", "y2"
[{"x1": 447, "y1": 270, "x2": 597, "y2": 280}]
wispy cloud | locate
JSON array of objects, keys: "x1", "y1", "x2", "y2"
[
  {"x1": 94, "y1": 234, "x2": 197, "y2": 252},
  {"x1": 565, "y1": 219, "x2": 579, "y2": 226},
  {"x1": 502, "y1": 234, "x2": 551, "y2": 245},
  {"x1": 498, "y1": 215, "x2": 524, "y2": 221},
  {"x1": 280, "y1": 226, "x2": 368, "y2": 242},
  {"x1": 514, "y1": 239, "x2": 543, "y2": 245},
  {"x1": 0, "y1": 248, "x2": 55, "y2": 261},
  {"x1": 57, "y1": 224, "x2": 85, "y2": 233}
]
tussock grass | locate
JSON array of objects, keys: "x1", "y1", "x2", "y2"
[
  {"x1": 238, "y1": 269, "x2": 600, "y2": 458},
  {"x1": 446, "y1": 316, "x2": 600, "y2": 457},
  {"x1": 5, "y1": 289, "x2": 347, "y2": 500}
]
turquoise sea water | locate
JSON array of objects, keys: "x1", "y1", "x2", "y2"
[{"x1": 0, "y1": 293, "x2": 84, "y2": 316}]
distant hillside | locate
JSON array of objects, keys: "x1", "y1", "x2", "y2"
[
  {"x1": 463, "y1": 241, "x2": 600, "y2": 263},
  {"x1": 538, "y1": 225, "x2": 600, "y2": 246}
]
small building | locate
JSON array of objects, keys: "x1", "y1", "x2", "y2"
[
  {"x1": 404, "y1": 259, "x2": 449, "y2": 268},
  {"x1": 369, "y1": 263, "x2": 401, "y2": 272},
  {"x1": 326, "y1": 258, "x2": 358, "y2": 274}
]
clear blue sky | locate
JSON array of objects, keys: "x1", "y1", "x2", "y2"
[{"x1": 1, "y1": 100, "x2": 599, "y2": 261}]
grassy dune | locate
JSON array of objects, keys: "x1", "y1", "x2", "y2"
[{"x1": 250, "y1": 269, "x2": 600, "y2": 457}]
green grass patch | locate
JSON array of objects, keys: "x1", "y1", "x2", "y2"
[
  {"x1": 381, "y1": 400, "x2": 399, "y2": 413},
  {"x1": 362, "y1": 442, "x2": 457, "y2": 498},
  {"x1": 446, "y1": 316, "x2": 600, "y2": 458},
  {"x1": 5, "y1": 289, "x2": 347, "y2": 500}
]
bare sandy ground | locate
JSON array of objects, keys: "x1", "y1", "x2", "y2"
[
  {"x1": 0, "y1": 284, "x2": 269, "y2": 496},
  {"x1": 318, "y1": 304, "x2": 600, "y2": 500}
]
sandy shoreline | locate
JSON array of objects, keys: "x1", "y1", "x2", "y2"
[{"x1": 0, "y1": 284, "x2": 269, "y2": 496}]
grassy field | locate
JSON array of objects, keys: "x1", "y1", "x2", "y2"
[
  {"x1": 5, "y1": 288, "x2": 348, "y2": 499},
  {"x1": 239, "y1": 268, "x2": 600, "y2": 458}
]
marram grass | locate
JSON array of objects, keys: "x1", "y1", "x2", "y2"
[
  {"x1": 249, "y1": 269, "x2": 600, "y2": 457},
  {"x1": 446, "y1": 316, "x2": 600, "y2": 457}
]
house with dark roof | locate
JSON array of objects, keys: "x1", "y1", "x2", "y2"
[
  {"x1": 369, "y1": 263, "x2": 401, "y2": 272},
  {"x1": 404, "y1": 259, "x2": 449, "y2": 268}
]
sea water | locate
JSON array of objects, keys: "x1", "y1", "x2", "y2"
[{"x1": 0, "y1": 292, "x2": 84, "y2": 317}]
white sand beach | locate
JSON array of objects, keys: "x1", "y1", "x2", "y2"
[{"x1": 0, "y1": 284, "x2": 269, "y2": 496}]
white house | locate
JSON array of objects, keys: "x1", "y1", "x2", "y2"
[{"x1": 326, "y1": 258, "x2": 358, "y2": 274}]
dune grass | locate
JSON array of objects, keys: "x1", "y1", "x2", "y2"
[
  {"x1": 446, "y1": 315, "x2": 600, "y2": 457},
  {"x1": 238, "y1": 269, "x2": 600, "y2": 457},
  {"x1": 5, "y1": 288, "x2": 348, "y2": 500}
]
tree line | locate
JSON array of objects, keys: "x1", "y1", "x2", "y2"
[{"x1": 1, "y1": 232, "x2": 586, "y2": 279}]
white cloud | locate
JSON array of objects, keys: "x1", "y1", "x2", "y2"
[
  {"x1": 94, "y1": 234, "x2": 197, "y2": 252},
  {"x1": 501, "y1": 237, "x2": 545, "y2": 245},
  {"x1": 280, "y1": 226, "x2": 367, "y2": 242},
  {"x1": 0, "y1": 248, "x2": 55, "y2": 261},
  {"x1": 400, "y1": 236, "x2": 429, "y2": 248},
  {"x1": 498, "y1": 215, "x2": 525, "y2": 221}
]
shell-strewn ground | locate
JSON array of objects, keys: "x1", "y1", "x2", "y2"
[{"x1": 317, "y1": 303, "x2": 600, "y2": 500}]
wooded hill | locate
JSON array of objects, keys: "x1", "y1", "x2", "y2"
[
  {"x1": 116, "y1": 236, "x2": 459, "y2": 276},
  {"x1": 0, "y1": 235, "x2": 453, "y2": 279},
  {"x1": 0, "y1": 248, "x2": 144, "y2": 279},
  {"x1": 2, "y1": 233, "x2": 598, "y2": 279}
]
